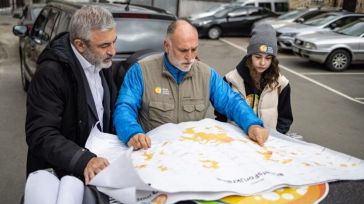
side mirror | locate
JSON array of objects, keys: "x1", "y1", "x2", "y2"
[
  {"x1": 296, "y1": 17, "x2": 304, "y2": 23},
  {"x1": 13, "y1": 25, "x2": 27, "y2": 37}
]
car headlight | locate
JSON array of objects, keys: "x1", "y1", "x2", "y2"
[
  {"x1": 282, "y1": 32, "x2": 297, "y2": 37},
  {"x1": 303, "y1": 42, "x2": 316, "y2": 49}
]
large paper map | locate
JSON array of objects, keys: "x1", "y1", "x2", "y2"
[{"x1": 86, "y1": 119, "x2": 364, "y2": 204}]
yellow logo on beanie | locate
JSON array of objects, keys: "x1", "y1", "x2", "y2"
[
  {"x1": 259, "y1": 44, "x2": 274, "y2": 55},
  {"x1": 259, "y1": 44, "x2": 268, "y2": 53}
]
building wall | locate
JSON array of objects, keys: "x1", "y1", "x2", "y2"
[{"x1": 289, "y1": 0, "x2": 364, "y2": 13}]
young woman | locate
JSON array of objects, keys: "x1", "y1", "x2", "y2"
[{"x1": 216, "y1": 24, "x2": 293, "y2": 134}]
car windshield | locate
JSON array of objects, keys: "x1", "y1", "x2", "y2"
[
  {"x1": 214, "y1": 6, "x2": 235, "y2": 18},
  {"x1": 303, "y1": 13, "x2": 338, "y2": 26},
  {"x1": 31, "y1": 7, "x2": 42, "y2": 19},
  {"x1": 278, "y1": 9, "x2": 306, "y2": 20},
  {"x1": 115, "y1": 18, "x2": 172, "y2": 53},
  {"x1": 334, "y1": 19, "x2": 364, "y2": 36}
]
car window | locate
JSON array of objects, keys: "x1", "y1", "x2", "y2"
[
  {"x1": 303, "y1": 13, "x2": 338, "y2": 26},
  {"x1": 274, "y1": 2, "x2": 288, "y2": 12},
  {"x1": 249, "y1": 8, "x2": 263, "y2": 16},
  {"x1": 115, "y1": 18, "x2": 172, "y2": 53},
  {"x1": 31, "y1": 7, "x2": 43, "y2": 20},
  {"x1": 31, "y1": 7, "x2": 50, "y2": 38},
  {"x1": 228, "y1": 7, "x2": 250, "y2": 17},
  {"x1": 53, "y1": 11, "x2": 71, "y2": 36},
  {"x1": 43, "y1": 8, "x2": 60, "y2": 42},
  {"x1": 258, "y1": 3, "x2": 271, "y2": 11},
  {"x1": 214, "y1": 7, "x2": 235, "y2": 18},
  {"x1": 335, "y1": 18, "x2": 364, "y2": 36},
  {"x1": 329, "y1": 16, "x2": 361, "y2": 29},
  {"x1": 300, "y1": 10, "x2": 322, "y2": 21},
  {"x1": 278, "y1": 9, "x2": 306, "y2": 20}
]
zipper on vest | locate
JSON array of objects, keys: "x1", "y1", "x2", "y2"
[{"x1": 177, "y1": 84, "x2": 180, "y2": 123}]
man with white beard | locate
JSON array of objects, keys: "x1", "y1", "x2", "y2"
[
  {"x1": 26, "y1": 5, "x2": 118, "y2": 184},
  {"x1": 114, "y1": 19, "x2": 269, "y2": 150}
]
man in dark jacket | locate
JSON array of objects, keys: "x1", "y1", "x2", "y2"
[{"x1": 26, "y1": 5, "x2": 117, "y2": 184}]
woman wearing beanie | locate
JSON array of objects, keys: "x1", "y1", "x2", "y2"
[{"x1": 215, "y1": 24, "x2": 293, "y2": 134}]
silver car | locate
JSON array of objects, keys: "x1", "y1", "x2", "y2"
[
  {"x1": 255, "y1": 7, "x2": 330, "y2": 29},
  {"x1": 276, "y1": 12, "x2": 364, "y2": 50},
  {"x1": 292, "y1": 18, "x2": 364, "y2": 71}
]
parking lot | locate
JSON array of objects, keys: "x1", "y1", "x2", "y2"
[{"x1": 1, "y1": 15, "x2": 364, "y2": 204}]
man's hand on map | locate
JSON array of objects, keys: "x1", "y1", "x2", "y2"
[
  {"x1": 84, "y1": 157, "x2": 110, "y2": 184},
  {"x1": 128, "y1": 133, "x2": 151, "y2": 150},
  {"x1": 248, "y1": 125, "x2": 269, "y2": 146}
]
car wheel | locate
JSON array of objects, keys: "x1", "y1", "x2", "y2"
[
  {"x1": 20, "y1": 55, "x2": 29, "y2": 91},
  {"x1": 207, "y1": 26, "x2": 221, "y2": 40},
  {"x1": 325, "y1": 49, "x2": 351, "y2": 72}
]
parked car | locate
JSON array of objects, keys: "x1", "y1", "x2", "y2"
[
  {"x1": 13, "y1": 4, "x2": 45, "y2": 88},
  {"x1": 188, "y1": 5, "x2": 279, "y2": 39},
  {"x1": 276, "y1": 12, "x2": 364, "y2": 50},
  {"x1": 292, "y1": 18, "x2": 364, "y2": 71},
  {"x1": 234, "y1": 0, "x2": 289, "y2": 14},
  {"x1": 255, "y1": 7, "x2": 337, "y2": 29},
  {"x1": 12, "y1": 1, "x2": 176, "y2": 91}
]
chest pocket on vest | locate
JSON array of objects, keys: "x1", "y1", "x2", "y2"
[
  {"x1": 149, "y1": 101, "x2": 175, "y2": 123},
  {"x1": 182, "y1": 100, "x2": 206, "y2": 121}
]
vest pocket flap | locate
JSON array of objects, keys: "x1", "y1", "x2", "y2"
[
  {"x1": 149, "y1": 101, "x2": 174, "y2": 111},
  {"x1": 183, "y1": 104, "x2": 195, "y2": 113},
  {"x1": 195, "y1": 104, "x2": 205, "y2": 112}
]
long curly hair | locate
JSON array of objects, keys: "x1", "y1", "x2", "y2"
[{"x1": 246, "y1": 56, "x2": 280, "y2": 90}]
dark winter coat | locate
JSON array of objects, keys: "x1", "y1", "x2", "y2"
[{"x1": 25, "y1": 32, "x2": 117, "y2": 178}]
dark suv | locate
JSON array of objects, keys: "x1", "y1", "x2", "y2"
[{"x1": 12, "y1": 1, "x2": 176, "y2": 91}]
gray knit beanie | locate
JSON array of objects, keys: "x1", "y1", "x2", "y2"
[{"x1": 247, "y1": 23, "x2": 277, "y2": 57}]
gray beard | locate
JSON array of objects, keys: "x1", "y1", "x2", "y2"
[{"x1": 83, "y1": 49, "x2": 112, "y2": 69}]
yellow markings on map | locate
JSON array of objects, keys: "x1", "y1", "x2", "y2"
[
  {"x1": 158, "y1": 165, "x2": 168, "y2": 172},
  {"x1": 282, "y1": 159, "x2": 292, "y2": 164},
  {"x1": 258, "y1": 150, "x2": 273, "y2": 160},
  {"x1": 352, "y1": 163, "x2": 357, "y2": 167},
  {"x1": 135, "y1": 164, "x2": 147, "y2": 169},
  {"x1": 143, "y1": 151, "x2": 154, "y2": 161},
  {"x1": 181, "y1": 127, "x2": 233, "y2": 144},
  {"x1": 201, "y1": 160, "x2": 219, "y2": 169}
]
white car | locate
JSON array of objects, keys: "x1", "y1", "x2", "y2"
[
  {"x1": 292, "y1": 18, "x2": 364, "y2": 71},
  {"x1": 276, "y1": 12, "x2": 364, "y2": 50}
]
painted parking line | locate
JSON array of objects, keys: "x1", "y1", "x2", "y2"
[
  {"x1": 219, "y1": 38, "x2": 364, "y2": 105},
  {"x1": 303, "y1": 72, "x2": 364, "y2": 76}
]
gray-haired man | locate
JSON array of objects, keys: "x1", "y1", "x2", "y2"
[{"x1": 26, "y1": 5, "x2": 117, "y2": 183}]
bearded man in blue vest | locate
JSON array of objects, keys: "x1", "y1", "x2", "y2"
[{"x1": 114, "y1": 19, "x2": 269, "y2": 150}]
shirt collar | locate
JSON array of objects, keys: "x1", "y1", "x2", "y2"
[
  {"x1": 163, "y1": 53, "x2": 188, "y2": 84},
  {"x1": 71, "y1": 43, "x2": 101, "y2": 73}
]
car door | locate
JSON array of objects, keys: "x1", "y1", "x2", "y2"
[
  {"x1": 24, "y1": 6, "x2": 60, "y2": 79},
  {"x1": 358, "y1": 33, "x2": 364, "y2": 62},
  {"x1": 224, "y1": 7, "x2": 250, "y2": 36}
]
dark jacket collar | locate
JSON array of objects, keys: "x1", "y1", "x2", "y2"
[{"x1": 236, "y1": 55, "x2": 254, "y2": 87}]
